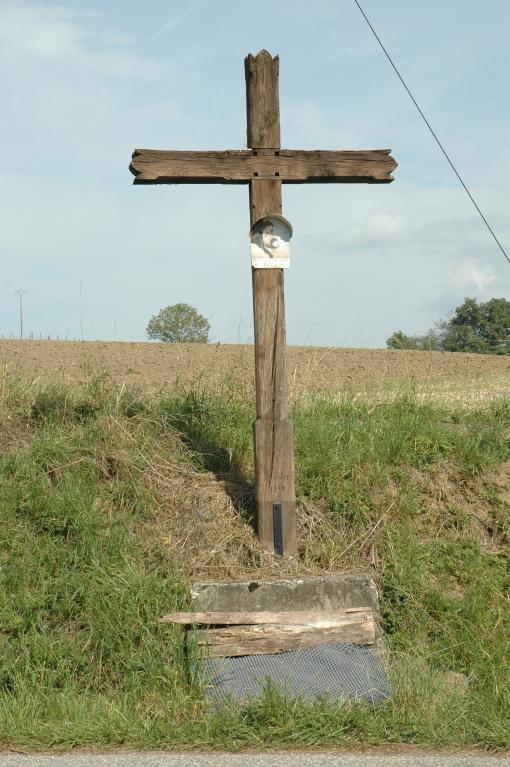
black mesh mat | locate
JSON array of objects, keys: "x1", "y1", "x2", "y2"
[{"x1": 203, "y1": 643, "x2": 390, "y2": 704}]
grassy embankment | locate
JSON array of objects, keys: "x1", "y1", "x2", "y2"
[{"x1": 0, "y1": 368, "x2": 509, "y2": 750}]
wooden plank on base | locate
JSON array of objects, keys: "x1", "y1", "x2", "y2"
[
  {"x1": 190, "y1": 615, "x2": 376, "y2": 657},
  {"x1": 160, "y1": 607, "x2": 376, "y2": 657},
  {"x1": 160, "y1": 607, "x2": 372, "y2": 627}
]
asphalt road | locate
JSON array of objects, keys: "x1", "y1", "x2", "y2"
[{"x1": 1, "y1": 753, "x2": 510, "y2": 767}]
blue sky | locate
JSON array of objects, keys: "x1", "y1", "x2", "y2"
[{"x1": 1, "y1": 0, "x2": 509, "y2": 346}]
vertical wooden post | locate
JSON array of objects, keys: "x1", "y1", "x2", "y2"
[{"x1": 245, "y1": 51, "x2": 297, "y2": 557}]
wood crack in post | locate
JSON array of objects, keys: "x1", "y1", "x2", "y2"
[
  {"x1": 270, "y1": 287, "x2": 280, "y2": 494},
  {"x1": 247, "y1": 50, "x2": 297, "y2": 555}
]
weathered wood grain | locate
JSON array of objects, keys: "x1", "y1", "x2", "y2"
[
  {"x1": 245, "y1": 50, "x2": 280, "y2": 149},
  {"x1": 190, "y1": 614, "x2": 376, "y2": 657},
  {"x1": 246, "y1": 51, "x2": 297, "y2": 557},
  {"x1": 160, "y1": 607, "x2": 373, "y2": 627},
  {"x1": 130, "y1": 148, "x2": 397, "y2": 184},
  {"x1": 249, "y1": 178, "x2": 295, "y2": 557},
  {"x1": 253, "y1": 419, "x2": 296, "y2": 554}
]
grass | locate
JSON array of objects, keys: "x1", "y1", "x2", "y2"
[{"x1": 0, "y1": 372, "x2": 510, "y2": 750}]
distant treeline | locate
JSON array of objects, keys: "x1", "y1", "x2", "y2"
[{"x1": 387, "y1": 298, "x2": 510, "y2": 355}]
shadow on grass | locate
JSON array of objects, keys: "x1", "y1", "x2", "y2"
[{"x1": 161, "y1": 391, "x2": 257, "y2": 535}]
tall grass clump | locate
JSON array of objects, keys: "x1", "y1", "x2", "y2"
[
  {"x1": 0, "y1": 373, "x2": 509, "y2": 749},
  {"x1": 0, "y1": 375, "x2": 200, "y2": 747}
]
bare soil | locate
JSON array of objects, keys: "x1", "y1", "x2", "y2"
[{"x1": 1, "y1": 340, "x2": 510, "y2": 394}]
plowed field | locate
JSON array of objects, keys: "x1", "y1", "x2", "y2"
[{"x1": 2, "y1": 340, "x2": 510, "y2": 403}]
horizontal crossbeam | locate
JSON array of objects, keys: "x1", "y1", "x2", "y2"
[{"x1": 130, "y1": 148, "x2": 397, "y2": 184}]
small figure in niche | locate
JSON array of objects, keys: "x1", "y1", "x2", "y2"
[{"x1": 251, "y1": 219, "x2": 287, "y2": 258}]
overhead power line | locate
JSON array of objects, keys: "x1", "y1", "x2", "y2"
[{"x1": 354, "y1": 0, "x2": 510, "y2": 266}]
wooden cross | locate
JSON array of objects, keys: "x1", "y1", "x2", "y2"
[{"x1": 129, "y1": 50, "x2": 397, "y2": 558}]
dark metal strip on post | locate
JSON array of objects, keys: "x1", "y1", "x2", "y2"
[{"x1": 273, "y1": 502, "x2": 284, "y2": 556}]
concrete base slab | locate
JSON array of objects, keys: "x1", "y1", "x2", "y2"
[
  {"x1": 191, "y1": 574, "x2": 380, "y2": 622},
  {"x1": 190, "y1": 575, "x2": 389, "y2": 704}
]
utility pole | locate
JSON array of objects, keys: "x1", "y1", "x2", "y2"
[{"x1": 14, "y1": 289, "x2": 27, "y2": 340}]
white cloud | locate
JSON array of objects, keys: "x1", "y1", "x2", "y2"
[
  {"x1": 293, "y1": 209, "x2": 510, "y2": 344},
  {"x1": 0, "y1": 5, "x2": 80, "y2": 60},
  {"x1": 0, "y1": 3, "x2": 165, "y2": 78},
  {"x1": 335, "y1": 212, "x2": 409, "y2": 247},
  {"x1": 454, "y1": 258, "x2": 496, "y2": 295},
  {"x1": 282, "y1": 101, "x2": 358, "y2": 148},
  {"x1": 300, "y1": 211, "x2": 410, "y2": 252}
]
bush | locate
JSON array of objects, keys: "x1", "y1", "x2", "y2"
[{"x1": 146, "y1": 304, "x2": 210, "y2": 343}]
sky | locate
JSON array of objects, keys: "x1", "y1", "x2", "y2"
[{"x1": 1, "y1": 0, "x2": 509, "y2": 347}]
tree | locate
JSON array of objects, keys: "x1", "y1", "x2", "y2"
[
  {"x1": 437, "y1": 298, "x2": 510, "y2": 354},
  {"x1": 387, "y1": 298, "x2": 510, "y2": 355},
  {"x1": 386, "y1": 331, "x2": 417, "y2": 350},
  {"x1": 386, "y1": 330, "x2": 440, "y2": 351},
  {"x1": 146, "y1": 303, "x2": 210, "y2": 343}
]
